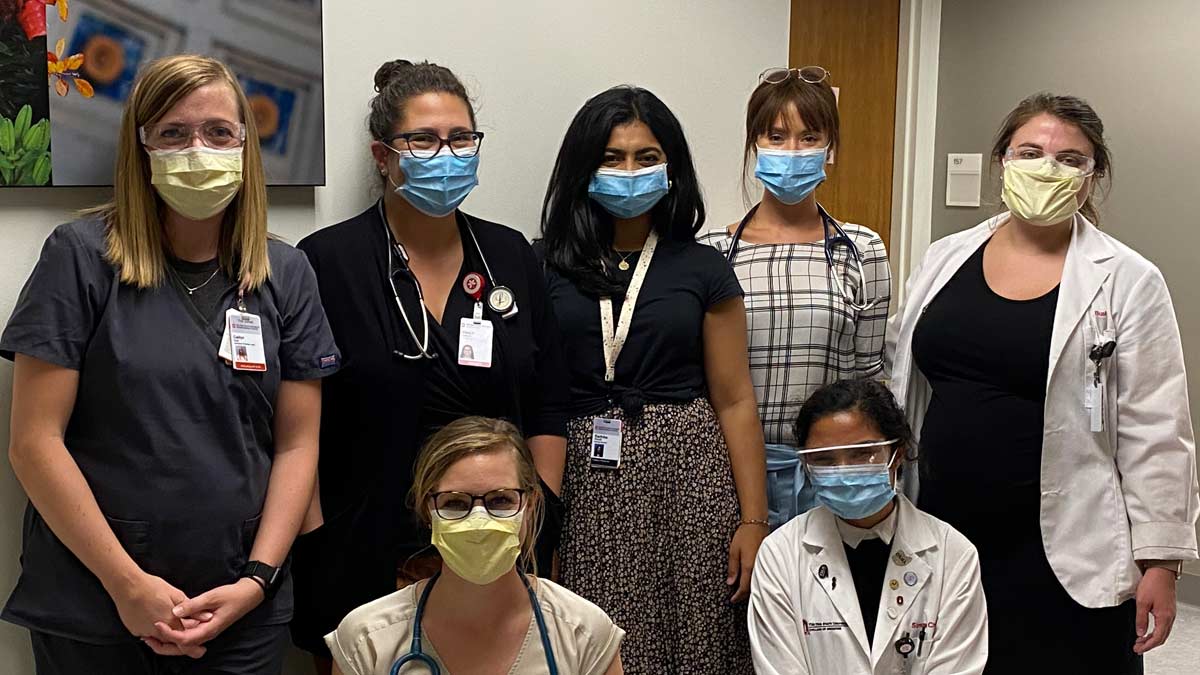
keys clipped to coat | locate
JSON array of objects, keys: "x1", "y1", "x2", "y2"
[{"x1": 1089, "y1": 340, "x2": 1116, "y2": 386}]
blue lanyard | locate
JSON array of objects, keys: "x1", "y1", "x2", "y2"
[{"x1": 390, "y1": 571, "x2": 559, "y2": 675}]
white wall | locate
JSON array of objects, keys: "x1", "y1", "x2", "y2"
[{"x1": 0, "y1": 2, "x2": 790, "y2": 672}]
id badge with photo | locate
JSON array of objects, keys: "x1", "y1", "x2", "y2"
[
  {"x1": 458, "y1": 316, "x2": 494, "y2": 368},
  {"x1": 221, "y1": 309, "x2": 267, "y2": 372},
  {"x1": 590, "y1": 417, "x2": 623, "y2": 470}
]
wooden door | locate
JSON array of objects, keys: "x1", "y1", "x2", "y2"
[{"x1": 790, "y1": 0, "x2": 901, "y2": 247}]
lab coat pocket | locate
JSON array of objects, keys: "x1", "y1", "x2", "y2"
[{"x1": 106, "y1": 515, "x2": 151, "y2": 557}]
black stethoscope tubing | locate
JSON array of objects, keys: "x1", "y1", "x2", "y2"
[
  {"x1": 379, "y1": 199, "x2": 518, "y2": 360},
  {"x1": 725, "y1": 202, "x2": 879, "y2": 311}
]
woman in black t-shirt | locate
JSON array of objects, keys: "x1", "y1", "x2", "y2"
[{"x1": 539, "y1": 86, "x2": 768, "y2": 675}]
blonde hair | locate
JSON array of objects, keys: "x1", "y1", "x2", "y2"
[
  {"x1": 410, "y1": 417, "x2": 544, "y2": 575},
  {"x1": 89, "y1": 54, "x2": 270, "y2": 290}
]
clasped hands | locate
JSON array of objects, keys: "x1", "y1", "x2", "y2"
[{"x1": 108, "y1": 571, "x2": 264, "y2": 658}]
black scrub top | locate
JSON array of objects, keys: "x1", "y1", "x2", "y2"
[
  {"x1": 0, "y1": 219, "x2": 341, "y2": 644},
  {"x1": 290, "y1": 204, "x2": 568, "y2": 651},
  {"x1": 542, "y1": 238, "x2": 743, "y2": 418}
]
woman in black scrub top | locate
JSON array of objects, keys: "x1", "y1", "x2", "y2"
[
  {"x1": 540, "y1": 86, "x2": 769, "y2": 674},
  {"x1": 0, "y1": 55, "x2": 338, "y2": 674},
  {"x1": 291, "y1": 60, "x2": 569, "y2": 673}
]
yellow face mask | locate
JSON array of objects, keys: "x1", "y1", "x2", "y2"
[
  {"x1": 1001, "y1": 156, "x2": 1087, "y2": 227},
  {"x1": 149, "y1": 147, "x2": 244, "y2": 220},
  {"x1": 431, "y1": 507, "x2": 524, "y2": 586}
]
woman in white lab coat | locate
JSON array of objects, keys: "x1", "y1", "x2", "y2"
[
  {"x1": 888, "y1": 93, "x2": 1199, "y2": 674},
  {"x1": 749, "y1": 379, "x2": 987, "y2": 675}
]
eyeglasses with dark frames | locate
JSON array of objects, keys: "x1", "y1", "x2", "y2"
[
  {"x1": 384, "y1": 131, "x2": 485, "y2": 160},
  {"x1": 430, "y1": 488, "x2": 525, "y2": 520}
]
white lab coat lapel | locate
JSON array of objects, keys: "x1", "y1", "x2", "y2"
[
  {"x1": 1046, "y1": 214, "x2": 1116, "y2": 381},
  {"x1": 871, "y1": 498, "x2": 938, "y2": 668},
  {"x1": 803, "y1": 508, "x2": 873, "y2": 656}
]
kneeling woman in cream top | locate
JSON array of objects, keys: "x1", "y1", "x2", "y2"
[{"x1": 326, "y1": 416, "x2": 624, "y2": 674}]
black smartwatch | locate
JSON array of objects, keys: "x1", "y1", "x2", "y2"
[{"x1": 240, "y1": 560, "x2": 281, "y2": 594}]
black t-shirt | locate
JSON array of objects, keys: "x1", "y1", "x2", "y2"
[
  {"x1": 912, "y1": 239, "x2": 1059, "y2": 540},
  {"x1": 544, "y1": 238, "x2": 743, "y2": 418},
  {"x1": 845, "y1": 538, "x2": 891, "y2": 647},
  {"x1": 167, "y1": 255, "x2": 232, "y2": 321}
]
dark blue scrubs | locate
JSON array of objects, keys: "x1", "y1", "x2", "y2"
[{"x1": 0, "y1": 219, "x2": 340, "y2": 668}]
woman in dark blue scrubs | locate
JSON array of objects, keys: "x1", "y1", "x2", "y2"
[
  {"x1": 0, "y1": 56, "x2": 339, "y2": 674},
  {"x1": 290, "y1": 59, "x2": 569, "y2": 673}
]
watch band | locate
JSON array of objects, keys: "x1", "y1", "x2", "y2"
[{"x1": 240, "y1": 560, "x2": 281, "y2": 591}]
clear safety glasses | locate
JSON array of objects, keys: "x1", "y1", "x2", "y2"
[
  {"x1": 759, "y1": 66, "x2": 831, "y2": 85},
  {"x1": 1003, "y1": 146, "x2": 1095, "y2": 175},
  {"x1": 139, "y1": 121, "x2": 246, "y2": 150},
  {"x1": 797, "y1": 439, "x2": 899, "y2": 468}
]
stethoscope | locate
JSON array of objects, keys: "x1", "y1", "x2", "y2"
[
  {"x1": 390, "y1": 571, "x2": 559, "y2": 675},
  {"x1": 380, "y1": 199, "x2": 518, "y2": 360},
  {"x1": 725, "y1": 202, "x2": 880, "y2": 311}
]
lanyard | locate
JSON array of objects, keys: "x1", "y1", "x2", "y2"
[{"x1": 599, "y1": 230, "x2": 659, "y2": 382}]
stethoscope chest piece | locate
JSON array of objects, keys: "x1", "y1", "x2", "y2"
[
  {"x1": 895, "y1": 633, "x2": 916, "y2": 657},
  {"x1": 487, "y1": 285, "x2": 518, "y2": 318}
]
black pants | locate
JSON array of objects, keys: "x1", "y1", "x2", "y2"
[{"x1": 30, "y1": 623, "x2": 289, "y2": 675}]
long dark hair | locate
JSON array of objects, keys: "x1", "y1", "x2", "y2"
[
  {"x1": 794, "y1": 379, "x2": 915, "y2": 460},
  {"x1": 540, "y1": 86, "x2": 705, "y2": 297},
  {"x1": 991, "y1": 92, "x2": 1111, "y2": 224}
]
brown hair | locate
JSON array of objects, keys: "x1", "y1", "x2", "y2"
[
  {"x1": 991, "y1": 93, "x2": 1112, "y2": 224},
  {"x1": 368, "y1": 59, "x2": 475, "y2": 141},
  {"x1": 409, "y1": 417, "x2": 544, "y2": 574},
  {"x1": 88, "y1": 54, "x2": 270, "y2": 290},
  {"x1": 741, "y1": 74, "x2": 840, "y2": 203}
]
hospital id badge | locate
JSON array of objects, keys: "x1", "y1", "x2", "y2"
[
  {"x1": 458, "y1": 317, "x2": 493, "y2": 368},
  {"x1": 590, "y1": 417, "x2": 623, "y2": 470},
  {"x1": 225, "y1": 310, "x2": 267, "y2": 372}
]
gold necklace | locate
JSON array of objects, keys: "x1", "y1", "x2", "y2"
[{"x1": 615, "y1": 249, "x2": 637, "y2": 271}]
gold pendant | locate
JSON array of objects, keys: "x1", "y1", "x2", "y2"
[{"x1": 618, "y1": 260, "x2": 630, "y2": 271}]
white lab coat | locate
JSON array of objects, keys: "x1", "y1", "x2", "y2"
[
  {"x1": 887, "y1": 213, "x2": 1200, "y2": 608},
  {"x1": 749, "y1": 496, "x2": 987, "y2": 675}
]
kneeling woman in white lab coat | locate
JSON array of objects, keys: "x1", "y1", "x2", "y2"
[{"x1": 749, "y1": 379, "x2": 987, "y2": 674}]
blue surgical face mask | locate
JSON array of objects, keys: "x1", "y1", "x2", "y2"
[
  {"x1": 588, "y1": 163, "x2": 669, "y2": 219},
  {"x1": 806, "y1": 454, "x2": 896, "y2": 520},
  {"x1": 755, "y1": 146, "x2": 827, "y2": 205},
  {"x1": 389, "y1": 146, "x2": 479, "y2": 217}
]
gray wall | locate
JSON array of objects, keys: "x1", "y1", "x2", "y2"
[{"x1": 931, "y1": 0, "x2": 1200, "y2": 578}]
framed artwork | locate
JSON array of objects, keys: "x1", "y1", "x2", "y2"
[{"x1": 0, "y1": 0, "x2": 325, "y2": 187}]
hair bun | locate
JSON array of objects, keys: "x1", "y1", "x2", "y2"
[{"x1": 374, "y1": 59, "x2": 414, "y2": 93}]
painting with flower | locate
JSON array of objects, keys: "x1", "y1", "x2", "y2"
[{"x1": 0, "y1": 0, "x2": 324, "y2": 186}]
